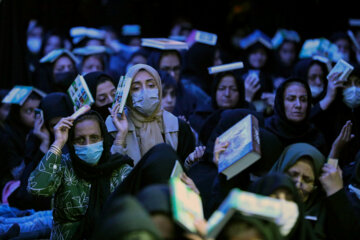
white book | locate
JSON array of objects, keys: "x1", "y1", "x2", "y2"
[
  {"x1": 194, "y1": 30, "x2": 218, "y2": 46},
  {"x1": 326, "y1": 59, "x2": 354, "y2": 82},
  {"x1": 170, "y1": 160, "x2": 184, "y2": 178},
  {"x1": 347, "y1": 30, "x2": 360, "y2": 51},
  {"x1": 349, "y1": 19, "x2": 360, "y2": 27},
  {"x1": 208, "y1": 62, "x2": 244, "y2": 74},
  {"x1": 141, "y1": 38, "x2": 189, "y2": 50}
]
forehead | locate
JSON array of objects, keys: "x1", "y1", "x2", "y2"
[
  {"x1": 22, "y1": 98, "x2": 41, "y2": 109},
  {"x1": 288, "y1": 158, "x2": 315, "y2": 176},
  {"x1": 284, "y1": 82, "x2": 307, "y2": 95},
  {"x1": 159, "y1": 54, "x2": 180, "y2": 66},
  {"x1": 219, "y1": 75, "x2": 236, "y2": 86},
  {"x1": 96, "y1": 80, "x2": 115, "y2": 94},
  {"x1": 133, "y1": 70, "x2": 155, "y2": 83},
  {"x1": 55, "y1": 56, "x2": 73, "y2": 67},
  {"x1": 74, "y1": 119, "x2": 101, "y2": 137},
  {"x1": 308, "y1": 63, "x2": 323, "y2": 73},
  {"x1": 84, "y1": 55, "x2": 102, "y2": 65}
]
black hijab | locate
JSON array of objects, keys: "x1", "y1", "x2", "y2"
[
  {"x1": 83, "y1": 71, "x2": 115, "y2": 121},
  {"x1": 92, "y1": 196, "x2": 161, "y2": 240},
  {"x1": 265, "y1": 78, "x2": 326, "y2": 153},
  {"x1": 249, "y1": 173, "x2": 317, "y2": 240},
  {"x1": 68, "y1": 111, "x2": 133, "y2": 239}
]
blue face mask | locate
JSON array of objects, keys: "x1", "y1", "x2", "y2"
[{"x1": 74, "y1": 141, "x2": 104, "y2": 165}]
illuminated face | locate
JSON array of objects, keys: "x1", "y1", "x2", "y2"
[
  {"x1": 287, "y1": 158, "x2": 316, "y2": 202},
  {"x1": 216, "y1": 75, "x2": 240, "y2": 109},
  {"x1": 159, "y1": 54, "x2": 181, "y2": 83},
  {"x1": 130, "y1": 70, "x2": 158, "y2": 94},
  {"x1": 73, "y1": 119, "x2": 102, "y2": 146},
  {"x1": 95, "y1": 80, "x2": 116, "y2": 107},
  {"x1": 283, "y1": 83, "x2": 308, "y2": 123}
]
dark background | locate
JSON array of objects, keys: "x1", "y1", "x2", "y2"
[{"x1": 0, "y1": 0, "x2": 359, "y2": 88}]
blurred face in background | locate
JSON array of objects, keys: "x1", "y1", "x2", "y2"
[
  {"x1": 43, "y1": 35, "x2": 62, "y2": 56},
  {"x1": 335, "y1": 38, "x2": 351, "y2": 61},
  {"x1": 95, "y1": 80, "x2": 116, "y2": 107},
  {"x1": 248, "y1": 48, "x2": 267, "y2": 69},
  {"x1": 279, "y1": 41, "x2": 297, "y2": 66},
  {"x1": 0, "y1": 103, "x2": 11, "y2": 122},
  {"x1": 53, "y1": 55, "x2": 75, "y2": 75},
  {"x1": 162, "y1": 86, "x2": 176, "y2": 112},
  {"x1": 159, "y1": 53, "x2": 181, "y2": 83},
  {"x1": 82, "y1": 56, "x2": 104, "y2": 75}
]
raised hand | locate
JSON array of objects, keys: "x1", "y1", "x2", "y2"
[
  {"x1": 320, "y1": 72, "x2": 343, "y2": 110},
  {"x1": 244, "y1": 73, "x2": 261, "y2": 102},
  {"x1": 328, "y1": 120, "x2": 354, "y2": 158},
  {"x1": 53, "y1": 116, "x2": 74, "y2": 149},
  {"x1": 110, "y1": 103, "x2": 129, "y2": 145},
  {"x1": 34, "y1": 114, "x2": 51, "y2": 153},
  {"x1": 319, "y1": 163, "x2": 343, "y2": 197},
  {"x1": 185, "y1": 146, "x2": 206, "y2": 169}
]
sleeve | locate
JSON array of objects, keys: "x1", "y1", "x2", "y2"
[
  {"x1": 325, "y1": 188, "x2": 360, "y2": 240},
  {"x1": 27, "y1": 151, "x2": 64, "y2": 197}
]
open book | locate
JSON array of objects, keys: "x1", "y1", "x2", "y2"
[
  {"x1": 207, "y1": 188, "x2": 299, "y2": 238},
  {"x1": 67, "y1": 74, "x2": 95, "y2": 110},
  {"x1": 141, "y1": 38, "x2": 189, "y2": 50},
  {"x1": 272, "y1": 29, "x2": 300, "y2": 49},
  {"x1": 2, "y1": 86, "x2": 46, "y2": 106},
  {"x1": 170, "y1": 177, "x2": 204, "y2": 233},
  {"x1": 218, "y1": 114, "x2": 261, "y2": 180},
  {"x1": 299, "y1": 38, "x2": 342, "y2": 62},
  {"x1": 239, "y1": 30, "x2": 272, "y2": 49},
  {"x1": 112, "y1": 76, "x2": 132, "y2": 114}
]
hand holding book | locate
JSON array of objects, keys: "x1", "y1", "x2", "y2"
[
  {"x1": 213, "y1": 138, "x2": 229, "y2": 167},
  {"x1": 111, "y1": 103, "x2": 129, "y2": 145}
]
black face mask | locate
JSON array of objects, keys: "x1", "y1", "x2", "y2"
[
  {"x1": 53, "y1": 71, "x2": 78, "y2": 92},
  {"x1": 92, "y1": 103, "x2": 113, "y2": 122}
]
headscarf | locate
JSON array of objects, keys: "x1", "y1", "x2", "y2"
[
  {"x1": 210, "y1": 71, "x2": 246, "y2": 109},
  {"x1": 124, "y1": 64, "x2": 178, "y2": 164},
  {"x1": 39, "y1": 92, "x2": 74, "y2": 129},
  {"x1": 84, "y1": 71, "x2": 115, "y2": 120},
  {"x1": 265, "y1": 78, "x2": 326, "y2": 153},
  {"x1": 92, "y1": 196, "x2": 161, "y2": 240},
  {"x1": 269, "y1": 143, "x2": 326, "y2": 238},
  {"x1": 136, "y1": 184, "x2": 171, "y2": 215},
  {"x1": 249, "y1": 173, "x2": 316, "y2": 240},
  {"x1": 67, "y1": 111, "x2": 133, "y2": 239}
]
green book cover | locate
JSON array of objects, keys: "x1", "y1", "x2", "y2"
[{"x1": 67, "y1": 74, "x2": 95, "y2": 110}]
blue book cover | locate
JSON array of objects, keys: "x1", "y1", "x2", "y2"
[
  {"x1": 217, "y1": 114, "x2": 261, "y2": 179},
  {"x1": 2, "y1": 86, "x2": 46, "y2": 106}
]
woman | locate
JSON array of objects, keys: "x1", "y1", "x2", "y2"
[
  {"x1": 106, "y1": 63, "x2": 195, "y2": 166},
  {"x1": 190, "y1": 71, "x2": 250, "y2": 145},
  {"x1": 84, "y1": 71, "x2": 116, "y2": 121},
  {"x1": 8, "y1": 92, "x2": 73, "y2": 211},
  {"x1": 264, "y1": 78, "x2": 327, "y2": 154},
  {"x1": 28, "y1": 111, "x2": 133, "y2": 239},
  {"x1": 34, "y1": 49, "x2": 78, "y2": 93},
  {"x1": 270, "y1": 143, "x2": 358, "y2": 240},
  {"x1": 0, "y1": 91, "x2": 42, "y2": 200},
  {"x1": 249, "y1": 173, "x2": 316, "y2": 240}
]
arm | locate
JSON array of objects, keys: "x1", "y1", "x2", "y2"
[
  {"x1": 319, "y1": 72, "x2": 343, "y2": 111},
  {"x1": 110, "y1": 104, "x2": 129, "y2": 155},
  {"x1": 28, "y1": 116, "x2": 74, "y2": 197}
]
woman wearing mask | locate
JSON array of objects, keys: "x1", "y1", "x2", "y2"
[
  {"x1": 270, "y1": 143, "x2": 359, "y2": 240},
  {"x1": 28, "y1": 111, "x2": 133, "y2": 240},
  {"x1": 84, "y1": 71, "x2": 116, "y2": 121},
  {"x1": 106, "y1": 64, "x2": 195, "y2": 167},
  {"x1": 33, "y1": 49, "x2": 78, "y2": 93}
]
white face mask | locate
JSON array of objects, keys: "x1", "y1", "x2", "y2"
[
  {"x1": 132, "y1": 89, "x2": 160, "y2": 116},
  {"x1": 310, "y1": 85, "x2": 324, "y2": 98},
  {"x1": 343, "y1": 86, "x2": 360, "y2": 109},
  {"x1": 27, "y1": 37, "x2": 42, "y2": 54}
]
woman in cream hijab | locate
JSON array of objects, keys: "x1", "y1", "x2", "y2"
[{"x1": 106, "y1": 64, "x2": 195, "y2": 166}]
